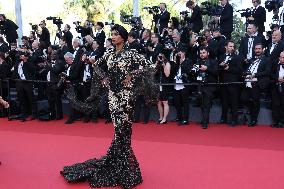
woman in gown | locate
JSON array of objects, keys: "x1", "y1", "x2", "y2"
[{"x1": 60, "y1": 24, "x2": 157, "y2": 189}]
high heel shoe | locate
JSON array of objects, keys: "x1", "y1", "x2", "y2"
[
  {"x1": 159, "y1": 120, "x2": 167, "y2": 124},
  {"x1": 156, "y1": 119, "x2": 162, "y2": 124}
]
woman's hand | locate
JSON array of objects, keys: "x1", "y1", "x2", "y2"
[
  {"x1": 122, "y1": 75, "x2": 132, "y2": 87},
  {"x1": 0, "y1": 97, "x2": 9, "y2": 109}
]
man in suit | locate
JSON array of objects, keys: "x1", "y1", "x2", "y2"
[
  {"x1": 64, "y1": 52, "x2": 84, "y2": 124},
  {"x1": 218, "y1": 41, "x2": 242, "y2": 126},
  {"x1": 247, "y1": 0, "x2": 266, "y2": 35},
  {"x1": 186, "y1": 0, "x2": 203, "y2": 34},
  {"x1": 127, "y1": 31, "x2": 144, "y2": 54},
  {"x1": 72, "y1": 38, "x2": 85, "y2": 64},
  {"x1": 0, "y1": 14, "x2": 18, "y2": 44},
  {"x1": 241, "y1": 43, "x2": 271, "y2": 127},
  {"x1": 37, "y1": 20, "x2": 51, "y2": 49},
  {"x1": 12, "y1": 52, "x2": 37, "y2": 121},
  {"x1": 95, "y1": 22, "x2": 106, "y2": 47},
  {"x1": 172, "y1": 47, "x2": 191, "y2": 125},
  {"x1": 0, "y1": 36, "x2": 9, "y2": 53},
  {"x1": 208, "y1": 29, "x2": 226, "y2": 60},
  {"x1": 218, "y1": 0, "x2": 233, "y2": 40},
  {"x1": 153, "y1": 3, "x2": 170, "y2": 34},
  {"x1": 239, "y1": 23, "x2": 263, "y2": 71},
  {"x1": 57, "y1": 24, "x2": 73, "y2": 52},
  {"x1": 46, "y1": 50, "x2": 65, "y2": 120},
  {"x1": 265, "y1": 30, "x2": 284, "y2": 65},
  {"x1": 191, "y1": 47, "x2": 219, "y2": 129}
]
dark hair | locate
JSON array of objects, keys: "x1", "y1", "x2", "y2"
[
  {"x1": 254, "y1": 43, "x2": 264, "y2": 49},
  {"x1": 96, "y1": 22, "x2": 104, "y2": 28},
  {"x1": 66, "y1": 24, "x2": 71, "y2": 30},
  {"x1": 0, "y1": 14, "x2": 6, "y2": 19},
  {"x1": 186, "y1": 1, "x2": 194, "y2": 7},
  {"x1": 128, "y1": 31, "x2": 138, "y2": 39},
  {"x1": 225, "y1": 40, "x2": 234, "y2": 46},
  {"x1": 21, "y1": 36, "x2": 29, "y2": 41},
  {"x1": 111, "y1": 24, "x2": 128, "y2": 42},
  {"x1": 199, "y1": 46, "x2": 209, "y2": 52}
]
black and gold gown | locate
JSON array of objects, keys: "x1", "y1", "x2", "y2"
[{"x1": 60, "y1": 47, "x2": 158, "y2": 189}]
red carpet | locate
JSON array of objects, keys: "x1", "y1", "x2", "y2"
[{"x1": 1, "y1": 118, "x2": 284, "y2": 189}]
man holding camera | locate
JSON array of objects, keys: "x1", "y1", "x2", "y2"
[
  {"x1": 95, "y1": 22, "x2": 106, "y2": 47},
  {"x1": 191, "y1": 47, "x2": 218, "y2": 129},
  {"x1": 172, "y1": 47, "x2": 191, "y2": 125},
  {"x1": 153, "y1": 3, "x2": 170, "y2": 35},
  {"x1": 185, "y1": 0, "x2": 203, "y2": 34},
  {"x1": 219, "y1": 41, "x2": 242, "y2": 127},
  {"x1": 247, "y1": 0, "x2": 266, "y2": 35},
  {"x1": 37, "y1": 20, "x2": 51, "y2": 49},
  {"x1": 241, "y1": 43, "x2": 271, "y2": 127},
  {"x1": 218, "y1": 0, "x2": 233, "y2": 40},
  {"x1": 0, "y1": 14, "x2": 18, "y2": 45},
  {"x1": 57, "y1": 24, "x2": 73, "y2": 52}
]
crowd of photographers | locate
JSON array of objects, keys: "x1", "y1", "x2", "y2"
[{"x1": 0, "y1": 0, "x2": 284, "y2": 129}]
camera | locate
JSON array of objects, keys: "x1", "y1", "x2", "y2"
[
  {"x1": 121, "y1": 15, "x2": 141, "y2": 30},
  {"x1": 180, "y1": 11, "x2": 190, "y2": 17},
  {"x1": 143, "y1": 6, "x2": 160, "y2": 14},
  {"x1": 46, "y1": 16, "x2": 63, "y2": 29},
  {"x1": 105, "y1": 20, "x2": 115, "y2": 26},
  {"x1": 200, "y1": 2, "x2": 223, "y2": 16},
  {"x1": 265, "y1": 0, "x2": 283, "y2": 12},
  {"x1": 73, "y1": 21, "x2": 81, "y2": 25},
  {"x1": 236, "y1": 8, "x2": 253, "y2": 18},
  {"x1": 191, "y1": 64, "x2": 200, "y2": 74},
  {"x1": 29, "y1": 23, "x2": 38, "y2": 31}
]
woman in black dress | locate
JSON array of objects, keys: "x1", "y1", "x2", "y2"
[
  {"x1": 60, "y1": 25, "x2": 155, "y2": 189},
  {"x1": 0, "y1": 96, "x2": 9, "y2": 165}
]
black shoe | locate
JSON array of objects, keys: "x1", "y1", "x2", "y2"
[
  {"x1": 230, "y1": 121, "x2": 237, "y2": 127},
  {"x1": 218, "y1": 119, "x2": 227, "y2": 124},
  {"x1": 156, "y1": 119, "x2": 162, "y2": 124},
  {"x1": 202, "y1": 123, "x2": 208, "y2": 129},
  {"x1": 65, "y1": 119, "x2": 74, "y2": 124},
  {"x1": 271, "y1": 122, "x2": 279, "y2": 128},
  {"x1": 248, "y1": 120, "x2": 257, "y2": 127},
  {"x1": 178, "y1": 120, "x2": 189, "y2": 126}
]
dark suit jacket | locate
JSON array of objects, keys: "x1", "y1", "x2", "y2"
[
  {"x1": 219, "y1": 53, "x2": 242, "y2": 82},
  {"x1": 13, "y1": 60, "x2": 36, "y2": 80},
  {"x1": 246, "y1": 56, "x2": 271, "y2": 89},
  {"x1": 127, "y1": 40, "x2": 144, "y2": 54},
  {"x1": 73, "y1": 47, "x2": 85, "y2": 64},
  {"x1": 220, "y1": 3, "x2": 233, "y2": 34},
  {"x1": 208, "y1": 36, "x2": 226, "y2": 60},
  {"x1": 238, "y1": 35, "x2": 263, "y2": 61},
  {"x1": 188, "y1": 5, "x2": 203, "y2": 33},
  {"x1": 0, "y1": 43, "x2": 9, "y2": 53},
  {"x1": 0, "y1": 19, "x2": 18, "y2": 43},
  {"x1": 271, "y1": 63, "x2": 284, "y2": 84},
  {"x1": 265, "y1": 41, "x2": 284, "y2": 65},
  {"x1": 38, "y1": 27, "x2": 51, "y2": 48},
  {"x1": 252, "y1": 6, "x2": 266, "y2": 34},
  {"x1": 46, "y1": 60, "x2": 65, "y2": 83},
  {"x1": 149, "y1": 43, "x2": 164, "y2": 63},
  {"x1": 171, "y1": 59, "x2": 191, "y2": 84},
  {"x1": 95, "y1": 30, "x2": 106, "y2": 46},
  {"x1": 154, "y1": 10, "x2": 170, "y2": 33},
  {"x1": 63, "y1": 30, "x2": 73, "y2": 51},
  {"x1": 0, "y1": 61, "x2": 11, "y2": 79},
  {"x1": 57, "y1": 45, "x2": 70, "y2": 61},
  {"x1": 65, "y1": 62, "x2": 84, "y2": 85}
]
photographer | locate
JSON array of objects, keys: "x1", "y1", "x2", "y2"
[
  {"x1": 153, "y1": 3, "x2": 170, "y2": 34},
  {"x1": 218, "y1": 41, "x2": 242, "y2": 127},
  {"x1": 94, "y1": 22, "x2": 106, "y2": 47},
  {"x1": 46, "y1": 49, "x2": 65, "y2": 120},
  {"x1": 75, "y1": 20, "x2": 93, "y2": 38},
  {"x1": 265, "y1": 30, "x2": 284, "y2": 65},
  {"x1": 37, "y1": 20, "x2": 51, "y2": 49},
  {"x1": 241, "y1": 43, "x2": 271, "y2": 127},
  {"x1": 247, "y1": 0, "x2": 266, "y2": 35},
  {"x1": 172, "y1": 47, "x2": 191, "y2": 125},
  {"x1": 185, "y1": 0, "x2": 204, "y2": 34},
  {"x1": 190, "y1": 47, "x2": 218, "y2": 129},
  {"x1": 239, "y1": 23, "x2": 263, "y2": 70},
  {"x1": 126, "y1": 31, "x2": 144, "y2": 54},
  {"x1": 140, "y1": 29, "x2": 152, "y2": 57},
  {"x1": 0, "y1": 14, "x2": 18, "y2": 45},
  {"x1": 57, "y1": 24, "x2": 73, "y2": 52},
  {"x1": 208, "y1": 28, "x2": 226, "y2": 60},
  {"x1": 155, "y1": 53, "x2": 171, "y2": 124},
  {"x1": 89, "y1": 39, "x2": 104, "y2": 60},
  {"x1": 12, "y1": 52, "x2": 37, "y2": 121},
  {"x1": 218, "y1": 0, "x2": 233, "y2": 40},
  {"x1": 148, "y1": 33, "x2": 164, "y2": 63}
]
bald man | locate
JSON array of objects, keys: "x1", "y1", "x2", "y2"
[{"x1": 266, "y1": 30, "x2": 284, "y2": 65}]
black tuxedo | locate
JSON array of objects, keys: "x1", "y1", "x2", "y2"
[
  {"x1": 190, "y1": 59, "x2": 219, "y2": 125},
  {"x1": 172, "y1": 59, "x2": 191, "y2": 122},
  {"x1": 46, "y1": 60, "x2": 65, "y2": 119},
  {"x1": 265, "y1": 41, "x2": 284, "y2": 65},
  {"x1": 270, "y1": 63, "x2": 284, "y2": 124},
  {"x1": 73, "y1": 47, "x2": 84, "y2": 64},
  {"x1": 38, "y1": 27, "x2": 51, "y2": 48},
  {"x1": 57, "y1": 45, "x2": 70, "y2": 61},
  {"x1": 149, "y1": 43, "x2": 164, "y2": 63},
  {"x1": 63, "y1": 30, "x2": 73, "y2": 51},
  {"x1": 127, "y1": 40, "x2": 144, "y2": 54},
  {"x1": 208, "y1": 36, "x2": 226, "y2": 60},
  {"x1": 187, "y1": 5, "x2": 203, "y2": 34},
  {"x1": 89, "y1": 48, "x2": 104, "y2": 60},
  {"x1": 241, "y1": 56, "x2": 271, "y2": 123},
  {"x1": 0, "y1": 43, "x2": 9, "y2": 53},
  {"x1": 154, "y1": 10, "x2": 170, "y2": 34},
  {"x1": 220, "y1": 3, "x2": 233, "y2": 40},
  {"x1": 13, "y1": 60, "x2": 37, "y2": 118},
  {"x1": 95, "y1": 30, "x2": 106, "y2": 46},
  {"x1": 252, "y1": 6, "x2": 266, "y2": 34},
  {"x1": 219, "y1": 53, "x2": 242, "y2": 123},
  {"x1": 0, "y1": 19, "x2": 18, "y2": 44}
]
